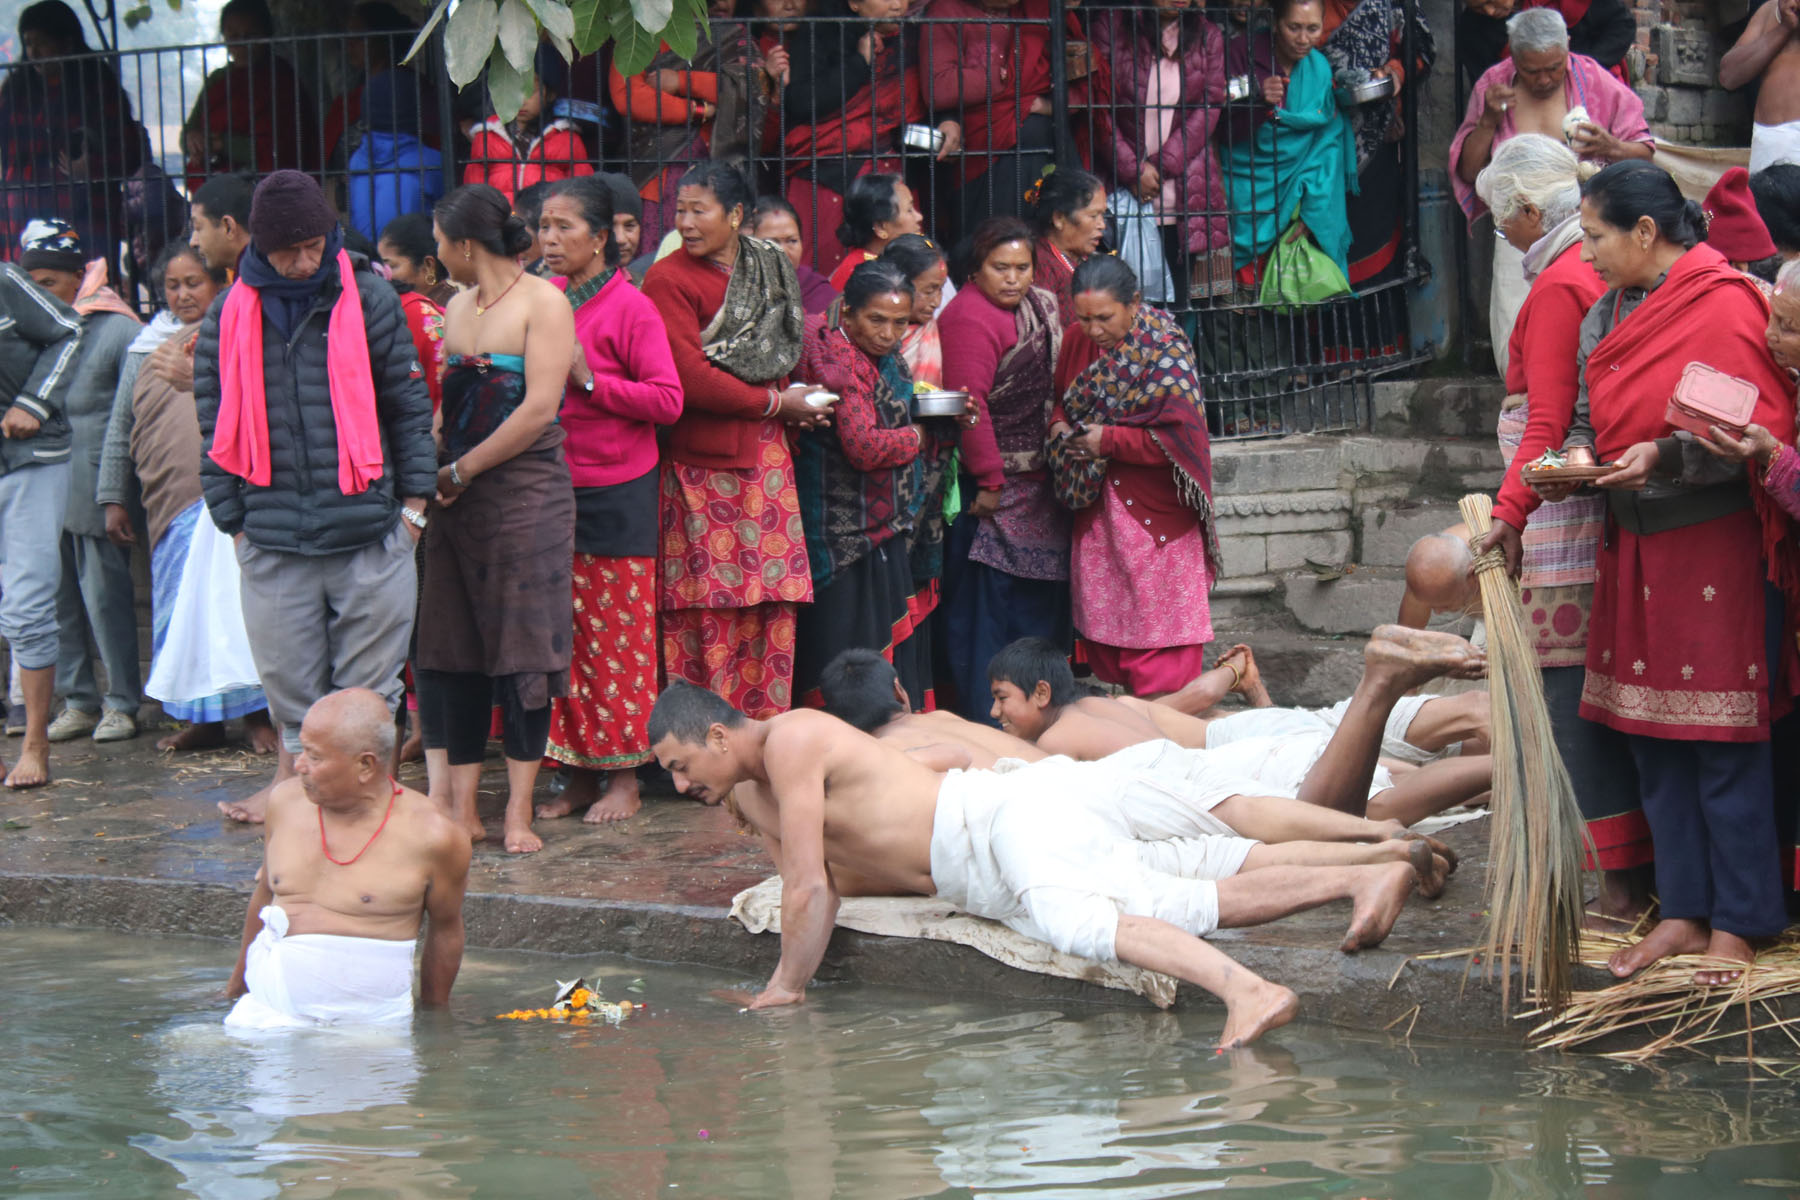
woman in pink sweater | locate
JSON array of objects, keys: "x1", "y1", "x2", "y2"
[{"x1": 535, "y1": 177, "x2": 683, "y2": 823}]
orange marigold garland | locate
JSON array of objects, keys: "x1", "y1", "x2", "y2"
[{"x1": 496, "y1": 977, "x2": 641, "y2": 1024}]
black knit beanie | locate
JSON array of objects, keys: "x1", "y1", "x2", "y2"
[{"x1": 249, "y1": 170, "x2": 338, "y2": 252}]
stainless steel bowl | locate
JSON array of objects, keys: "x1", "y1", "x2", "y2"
[
  {"x1": 913, "y1": 390, "x2": 971, "y2": 418},
  {"x1": 902, "y1": 123, "x2": 945, "y2": 154},
  {"x1": 1336, "y1": 74, "x2": 1396, "y2": 106}
]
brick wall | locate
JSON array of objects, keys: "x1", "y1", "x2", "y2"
[{"x1": 1627, "y1": 0, "x2": 1753, "y2": 145}]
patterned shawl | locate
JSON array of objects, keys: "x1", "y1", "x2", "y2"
[
  {"x1": 1322, "y1": 0, "x2": 1434, "y2": 172},
  {"x1": 795, "y1": 301, "x2": 922, "y2": 584},
  {"x1": 1048, "y1": 304, "x2": 1220, "y2": 570},
  {"x1": 987, "y1": 286, "x2": 1063, "y2": 476},
  {"x1": 701, "y1": 234, "x2": 805, "y2": 384}
]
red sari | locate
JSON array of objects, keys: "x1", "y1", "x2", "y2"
[{"x1": 1578, "y1": 245, "x2": 1800, "y2": 742}]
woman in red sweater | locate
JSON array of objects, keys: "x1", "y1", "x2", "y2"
[
  {"x1": 1047, "y1": 255, "x2": 1218, "y2": 697},
  {"x1": 1472, "y1": 134, "x2": 1646, "y2": 926},
  {"x1": 532, "y1": 177, "x2": 683, "y2": 824},
  {"x1": 792, "y1": 260, "x2": 945, "y2": 704},
  {"x1": 937, "y1": 216, "x2": 1067, "y2": 721},
  {"x1": 641, "y1": 163, "x2": 828, "y2": 717}
]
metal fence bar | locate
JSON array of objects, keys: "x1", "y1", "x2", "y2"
[{"x1": 0, "y1": 5, "x2": 1433, "y2": 439}]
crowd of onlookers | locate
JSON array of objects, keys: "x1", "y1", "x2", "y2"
[{"x1": 0, "y1": 0, "x2": 1451, "y2": 319}]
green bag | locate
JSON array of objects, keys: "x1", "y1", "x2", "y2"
[{"x1": 1258, "y1": 221, "x2": 1352, "y2": 312}]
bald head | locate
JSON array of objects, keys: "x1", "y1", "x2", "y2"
[
  {"x1": 1405, "y1": 524, "x2": 1478, "y2": 615},
  {"x1": 304, "y1": 688, "x2": 397, "y2": 763}
]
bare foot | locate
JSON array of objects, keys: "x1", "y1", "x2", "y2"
[
  {"x1": 218, "y1": 782, "x2": 272, "y2": 824},
  {"x1": 1218, "y1": 644, "x2": 1273, "y2": 708},
  {"x1": 5, "y1": 737, "x2": 48, "y2": 789},
  {"x1": 1340, "y1": 861, "x2": 1416, "y2": 952},
  {"x1": 1582, "y1": 895, "x2": 1652, "y2": 933},
  {"x1": 1399, "y1": 838, "x2": 1451, "y2": 900},
  {"x1": 158, "y1": 722, "x2": 227, "y2": 753},
  {"x1": 503, "y1": 817, "x2": 543, "y2": 854},
  {"x1": 1607, "y1": 917, "x2": 1709, "y2": 978},
  {"x1": 457, "y1": 810, "x2": 487, "y2": 844},
  {"x1": 536, "y1": 768, "x2": 599, "y2": 820},
  {"x1": 1365, "y1": 628, "x2": 1487, "y2": 692},
  {"x1": 1694, "y1": 930, "x2": 1757, "y2": 987},
  {"x1": 243, "y1": 711, "x2": 280, "y2": 755},
  {"x1": 585, "y1": 772, "x2": 642, "y2": 824},
  {"x1": 397, "y1": 726, "x2": 423, "y2": 764},
  {"x1": 1389, "y1": 831, "x2": 1461, "y2": 877},
  {"x1": 1217, "y1": 977, "x2": 1300, "y2": 1049}
]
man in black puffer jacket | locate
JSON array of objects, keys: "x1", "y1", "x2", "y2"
[{"x1": 194, "y1": 170, "x2": 435, "y2": 822}]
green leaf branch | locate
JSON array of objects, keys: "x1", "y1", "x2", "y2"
[{"x1": 408, "y1": 0, "x2": 705, "y2": 121}]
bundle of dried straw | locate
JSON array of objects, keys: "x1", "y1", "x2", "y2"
[
  {"x1": 1526, "y1": 925, "x2": 1800, "y2": 1065},
  {"x1": 1460, "y1": 493, "x2": 1589, "y2": 1012}
]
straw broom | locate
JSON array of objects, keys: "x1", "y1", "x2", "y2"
[{"x1": 1460, "y1": 493, "x2": 1589, "y2": 1012}]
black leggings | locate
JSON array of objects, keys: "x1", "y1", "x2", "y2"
[{"x1": 415, "y1": 669, "x2": 551, "y2": 765}]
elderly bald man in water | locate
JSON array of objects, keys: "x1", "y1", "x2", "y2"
[{"x1": 225, "y1": 688, "x2": 471, "y2": 1028}]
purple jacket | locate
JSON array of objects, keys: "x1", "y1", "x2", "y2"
[{"x1": 1089, "y1": 9, "x2": 1231, "y2": 256}]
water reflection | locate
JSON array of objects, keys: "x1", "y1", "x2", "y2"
[
  {"x1": 7, "y1": 930, "x2": 1800, "y2": 1199},
  {"x1": 132, "y1": 1023, "x2": 426, "y2": 1199}
]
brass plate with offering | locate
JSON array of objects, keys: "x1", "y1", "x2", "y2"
[{"x1": 1519, "y1": 448, "x2": 1620, "y2": 486}]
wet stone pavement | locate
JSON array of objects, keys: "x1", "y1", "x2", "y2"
[{"x1": 0, "y1": 731, "x2": 1561, "y2": 1042}]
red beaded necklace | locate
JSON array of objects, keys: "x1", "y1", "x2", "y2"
[{"x1": 319, "y1": 778, "x2": 401, "y2": 867}]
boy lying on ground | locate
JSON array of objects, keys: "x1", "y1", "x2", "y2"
[{"x1": 981, "y1": 629, "x2": 1496, "y2": 826}]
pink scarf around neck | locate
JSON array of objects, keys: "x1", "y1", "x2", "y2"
[{"x1": 210, "y1": 249, "x2": 383, "y2": 493}]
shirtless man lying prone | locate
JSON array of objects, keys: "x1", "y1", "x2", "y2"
[
  {"x1": 649, "y1": 682, "x2": 1427, "y2": 1049},
  {"x1": 819, "y1": 647, "x2": 1455, "y2": 896}
]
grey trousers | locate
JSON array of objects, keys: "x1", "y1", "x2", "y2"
[
  {"x1": 55, "y1": 532, "x2": 142, "y2": 715},
  {"x1": 236, "y1": 520, "x2": 416, "y2": 754},
  {"x1": 0, "y1": 462, "x2": 71, "y2": 671}
]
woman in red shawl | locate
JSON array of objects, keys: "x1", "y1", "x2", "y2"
[
  {"x1": 1531, "y1": 162, "x2": 1800, "y2": 985},
  {"x1": 1047, "y1": 254, "x2": 1219, "y2": 696}
]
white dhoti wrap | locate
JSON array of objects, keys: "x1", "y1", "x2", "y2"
[
  {"x1": 929, "y1": 754, "x2": 1261, "y2": 963},
  {"x1": 224, "y1": 905, "x2": 416, "y2": 1030},
  {"x1": 1752, "y1": 121, "x2": 1800, "y2": 173},
  {"x1": 1207, "y1": 693, "x2": 1456, "y2": 765}
]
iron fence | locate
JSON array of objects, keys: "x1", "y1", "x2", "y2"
[{"x1": 0, "y1": 0, "x2": 1432, "y2": 438}]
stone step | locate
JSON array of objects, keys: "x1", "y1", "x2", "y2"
[
  {"x1": 1357, "y1": 498, "x2": 1469, "y2": 568},
  {"x1": 1282, "y1": 567, "x2": 1409, "y2": 636},
  {"x1": 1373, "y1": 378, "x2": 1506, "y2": 441},
  {"x1": 1205, "y1": 625, "x2": 1369, "y2": 709}
]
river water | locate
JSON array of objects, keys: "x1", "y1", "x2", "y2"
[{"x1": 5, "y1": 927, "x2": 1800, "y2": 1198}]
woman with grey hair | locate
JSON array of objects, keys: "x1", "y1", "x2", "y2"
[{"x1": 1473, "y1": 132, "x2": 1649, "y2": 925}]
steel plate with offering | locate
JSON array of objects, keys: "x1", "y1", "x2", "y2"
[
  {"x1": 913, "y1": 389, "x2": 971, "y2": 418},
  {"x1": 1519, "y1": 447, "x2": 1619, "y2": 486},
  {"x1": 1336, "y1": 73, "x2": 1396, "y2": 106}
]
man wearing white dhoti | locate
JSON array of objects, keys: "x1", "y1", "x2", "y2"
[
  {"x1": 225, "y1": 689, "x2": 471, "y2": 1029},
  {"x1": 648, "y1": 683, "x2": 1426, "y2": 1050}
]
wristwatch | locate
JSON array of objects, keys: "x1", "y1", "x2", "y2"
[{"x1": 401, "y1": 505, "x2": 428, "y2": 531}]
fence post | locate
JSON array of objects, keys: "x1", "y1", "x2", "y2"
[
  {"x1": 435, "y1": 20, "x2": 457, "y2": 189},
  {"x1": 1048, "y1": 0, "x2": 1072, "y2": 166}
]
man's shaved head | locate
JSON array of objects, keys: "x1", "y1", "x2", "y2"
[
  {"x1": 1405, "y1": 525, "x2": 1478, "y2": 615},
  {"x1": 305, "y1": 688, "x2": 397, "y2": 763}
]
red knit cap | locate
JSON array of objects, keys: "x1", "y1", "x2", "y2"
[{"x1": 1704, "y1": 167, "x2": 1777, "y2": 262}]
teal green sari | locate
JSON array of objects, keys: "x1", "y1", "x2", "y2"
[{"x1": 1223, "y1": 45, "x2": 1357, "y2": 276}]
